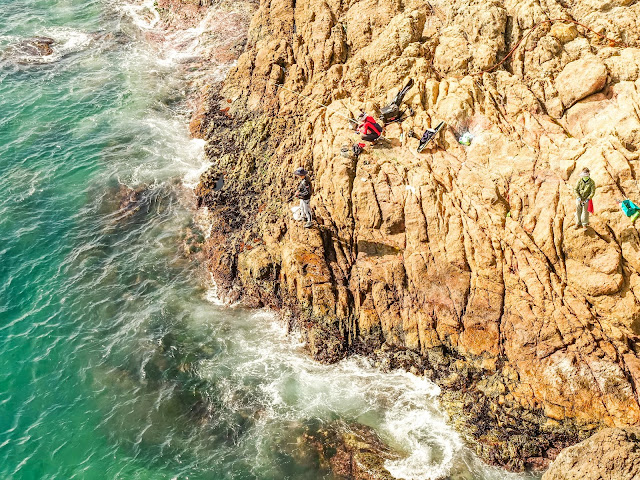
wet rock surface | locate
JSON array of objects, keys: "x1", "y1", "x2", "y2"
[
  {"x1": 356, "y1": 343, "x2": 589, "y2": 472},
  {"x1": 192, "y1": 0, "x2": 640, "y2": 473},
  {"x1": 298, "y1": 421, "x2": 399, "y2": 480},
  {"x1": 3, "y1": 37, "x2": 55, "y2": 61},
  {"x1": 19, "y1": 37, "x2": 54, "y2": 56}
]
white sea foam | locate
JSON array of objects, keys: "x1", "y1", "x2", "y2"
[
  {"x1": 115, "y1": 0, "x2": 246, "y2": 78},
  {"x1": 204, "y1": 274, "x2": 226, "y2": 306},
  {"x1": 191, "y1": 307, "x2": 537, "y2": 480},
  {"x1": 118, "y1": 0, "x2": 161, "y2": 30},
  {"x1": 0, "y1": 28, "x2": 92, "y2": 65},
  {"x1": 43, "y1": 27, "x2": 92, "y2": 55},
  {"x1": 157, "y1": 8, "x2": 218, "y2": 64},
  {"x1": 109, "y1": 0, "x2": 243, "y2": 190},
  {"x1": 179, "y1": 138, "x2": 209, "y2": 188},
  {"x1": 384, "y1": 404, "x2": 460, "y2": 480}
]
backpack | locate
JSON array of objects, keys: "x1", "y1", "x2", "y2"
[
  {"x1": 380, "y1": 78, "x2": 414, "y2": 123},
  {"x1": 621, "y1": 200, "x2": 640, "y2": 217},
  {"x1": 380, "y1": 103, "x2": 400, "y2": 123}
]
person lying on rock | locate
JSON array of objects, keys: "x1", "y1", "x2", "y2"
[
  {"x1": 294, "y1": 167, "x2": 313, "y2": 228},
  {"x1": 617, "y1": 198, "x2": 640, "y2": 223},
  {"x1": 575, "y1": 167, "x2": 596, "y2": 229},
  {"x1": 356, "y1": 112, "x2": 383, "y2": 144}
]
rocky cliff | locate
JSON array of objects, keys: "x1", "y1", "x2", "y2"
[{"x1": 194, "y1": 0, "x2": 640, "y2": 472}]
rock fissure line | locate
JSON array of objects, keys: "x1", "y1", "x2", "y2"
[{"x1": 191, "y1": 0, "x2": 640, "y2": 474}]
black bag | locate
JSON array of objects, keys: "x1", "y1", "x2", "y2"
[
  {"x1": 380, "y1": 104, "x2": 400, "y2": 123},
  {"x1": 380, "y1": 78, "x2": 414, "y2": 123},
  {"x1": 391, "y1": 78, "x2": 414, "y2": 107}
]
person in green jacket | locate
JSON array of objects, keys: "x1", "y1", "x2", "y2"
[{"x1": 575, "y1": 167, "x2": 596, "y2": 228}]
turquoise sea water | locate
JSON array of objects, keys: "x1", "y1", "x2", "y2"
[{"x1": 0, "y1": 1, "x2": 541, "y2": 479}]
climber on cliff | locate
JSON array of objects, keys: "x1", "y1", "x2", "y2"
[
  {"x1": 356, "y1": 112, "x2": 383, "y2": 144},
  {"x1": 575, "y1": 167, "x2": 596, "y2": 229},
  {"x1": 294, "y1": 167, "x2": 313, "y2": 228}
]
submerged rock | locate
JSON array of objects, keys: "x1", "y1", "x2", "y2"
[
  {"x1": 106, "y1": 183, "x2": 176, "y2": 226},
  {"x1": 4, "y1": 36, "x2": 55, "y2": 59},
  {"x1": 299, "y1": 421, "x2": 400, "y2": 480},
  {"x1": 118, "y1": 184, "x2": 147, "y2": 215}
]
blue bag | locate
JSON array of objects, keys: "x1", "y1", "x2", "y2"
[{"x1": 621, "y1": 200, "x2": 640, "y2": 217}]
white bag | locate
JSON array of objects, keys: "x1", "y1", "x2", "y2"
[{"x1": 291, "y1": 205, "x2": 303, "y2": 221}]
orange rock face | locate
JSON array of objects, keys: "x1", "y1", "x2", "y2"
[
  {"x1": 542, "y1": 427, "x2": 640, "y2": 480},
  {"x1": 195, "y1": 0, "x2": 640, "y2": 470}
]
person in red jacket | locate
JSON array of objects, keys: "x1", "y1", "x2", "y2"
[{"x1": 356, "y1": 112, "x2": 383, "y2": 143}]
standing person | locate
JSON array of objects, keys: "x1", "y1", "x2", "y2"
[
  {"x1": 574, "y1": 167, "x2": 596, "y2": 229},
  {"x1": 356, "y1": 112, "x2": 383, "y2": 143},
  {"x1": 294, "y1": 167, "x2": 313, "y2": 228}
]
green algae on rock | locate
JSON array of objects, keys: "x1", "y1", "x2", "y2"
[
  {"x1": 298, "y1": 421, "x2": 400, "y2": 480},
  {"x1": 195, "y1": 0, "x2": 640, "y2": 474}
]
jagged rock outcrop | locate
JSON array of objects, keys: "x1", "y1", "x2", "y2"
[
  {"x1": 196, "y1": 0, "x2": 640, "y2": 471},
  {"x1": 542, "y1": 427, "x2": 640, "y2": 480}
]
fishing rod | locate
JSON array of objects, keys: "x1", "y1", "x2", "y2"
[
  {"x1": 276, "y1": 83, "x2": 392, "y2": 150},
  {"x1": 275, "y1": 83, "x2": 358, "y2": 124}
]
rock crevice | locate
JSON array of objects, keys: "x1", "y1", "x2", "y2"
[{"x1": 195, "y1": 0, "x2": 640, "y2": 472}]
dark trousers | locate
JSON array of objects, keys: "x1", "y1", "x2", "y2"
[{"x1": 362, "y1": 132, "x2": 380, "y2": 142}]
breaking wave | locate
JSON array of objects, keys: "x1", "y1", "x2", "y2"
[{"x1": 0, "y1": 0, "x2": 541, "y2": 478}]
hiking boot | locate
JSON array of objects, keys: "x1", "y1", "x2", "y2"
[
  {"x1": 304, "y1": 221, "x2": 313, "y2": 228},
  {"x1": 574, "y1": 224, "x2": 583, "y2": 229}
]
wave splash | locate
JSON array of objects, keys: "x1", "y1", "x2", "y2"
[{"x1": 0, "y1": 0, "x2": 541, "y2": 478}]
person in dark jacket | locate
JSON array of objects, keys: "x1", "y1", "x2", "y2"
[
  {"x1": 294, "y1": 167, "x2": 313, "y2": 228},
  {"x1": 356, "y1": 112, "x2": 382, "y2": 143}
]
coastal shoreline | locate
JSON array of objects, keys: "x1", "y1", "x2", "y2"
[{"x1": 152, "y1": 0, "x2": 640, "y2": 477}]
